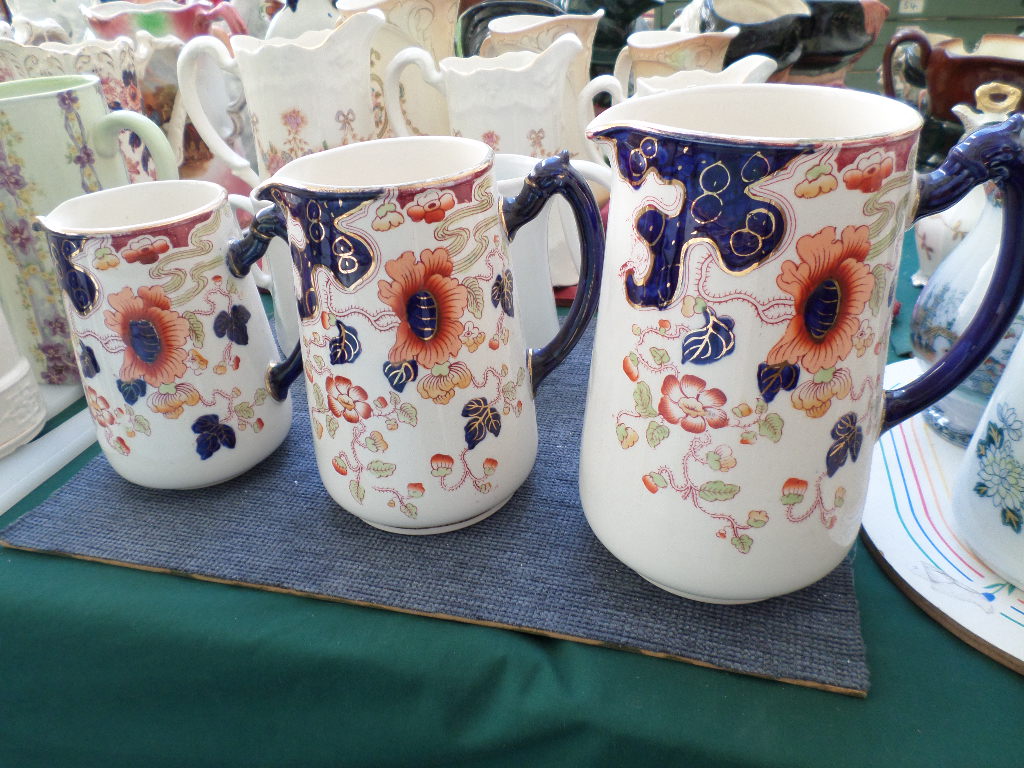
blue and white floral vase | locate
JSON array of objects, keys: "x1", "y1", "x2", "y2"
[
  {"x1": 910, "y1": 85, "x2": 1024, "y2": 445},
  {"x1": 952, "y1": 332, "x2": 1024, "y2": 589}
]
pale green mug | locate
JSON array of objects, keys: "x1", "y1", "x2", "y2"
[{"x1": 0, "y1": 73, "x2": 176, "y2": 385}]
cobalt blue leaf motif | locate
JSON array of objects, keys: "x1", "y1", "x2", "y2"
[
  {"x1": 79, "y1": 341, "x2": 100, "y2": 378},
  {"x1": 756, "y1": 361, "x2": 799, "y2": 403},
  {"x1": 490, "y1": 270, "x2": 515, "y2": 317},
  {"x1": 116, "y1": 377, "x2": 146, "y2": 405},
  {"x1": 329, "y1": 319, "x2": 362, "y2": 365},
  {"x1": 462, "y1": 397, "x2": 501, "y2": 449},
  {"x1": 825, "y1": 412, "x2": 863, "y2": 478},
  {"x1": 213, "y1": 304, "x2": 251, "y2": 345},
  {"x1": 681, "y1": 309, "x2": 736, "y2": 365},
  {"x1": 192, "y1": 414, "x2": 236, "y2": 460},
  {"x1": 382, "y1": 359, "x2": 418, "y2": 392}
]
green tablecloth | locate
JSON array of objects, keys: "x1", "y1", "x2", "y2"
[{"x1": 1, "y1": 234, "x2": 1019, "y2": 767}]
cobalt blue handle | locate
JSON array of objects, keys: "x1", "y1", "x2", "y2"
[
  {"x1": 502, "y1": 151, "x2": 605, "y2": 393},
  {"x1": 882, "y1": 114, "x2": 1024, "y2": 431},
  {"x1": 226, "y1": 204, "x2": 301, "y2": 402}
]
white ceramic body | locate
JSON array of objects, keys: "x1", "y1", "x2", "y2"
[
  {"x1": 255, "y1": 137, "x2": 542, "y2": 533},
  {"x1": 0, "y1": 37, "x2": 156, "y2": 183},
  {"x1": 336, "y1": 0, "x2": 457, "y2": 137},
  {"x1": 0, "y1": 74, "x2": 176, "y2": 386},
  {"x1": 37, "y1": 180, "x2": 292, "y2": 489},
  {"x1": 633, "y1": 54, "x2": 776, "y2": 96},
  {"x1": 8, "y1": 0, "x2": 88, "y2": 42},
  {"x1": 613, "y1": 27, "x2": 739, "y2": 95},
  {"x1": 480, "y1": 11, "x2": 603, "y2": 103},
  {"x1": 952, "y1": 333, "x2": 1024, "y2": 589},
  {"x1": 582, "y1": 85, "x2": 925, "y2": 602},
  {"x1": 177, "y1": 12, "x2": 387, "y2": 188},
  {"x1": 912, "y1": 184, "x2": 985, "y2": 286},
  {"x1": 0, "y1": 300, "x2": 45, "y2": 459},
  {"x1": 385, "y1": 34, "x2": 622, "y2": 164}
]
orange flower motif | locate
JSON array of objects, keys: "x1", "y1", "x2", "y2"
[
  {"x1": 768, "y1": 225, "x2": 875, "y2": 373},
  {"x1": 406, "y1": 189, "x2": 455, "y2": 223},
  {"x1": 852, "y1": 319, "x2": 875, "y2": 357},
  {"x1": 416, "y1": 360, "x2": 472, "y2": 404},
  {"x1": 781, "y1": 477, "x2": 808, "y2": 504},
  {"x1": 378, "y1": 248, "x2": 468, "y2": 368},
  {"x1": 843, "y1": 150, "x2": 895, "y2": 194},
  {"x1": 103, "y1": 285, "x2": 189, "y2": 387},
  {"x1": 148, "y1": 382, "x2": 201, "y2": 419},
  {"x1": 790, "y1": 367, "x2": 853, "y2": 418},
  {"x1": 122, "y1": 235, "x2": 171, "y2": 265},
  {"x1": 658, "y1": 374, "x2": 728, "y2": 434},
  {"x1": 794, "y1": 163, "x2": 838, "y2": 199},
  {"x1": 326, "y1": 375, "x2": 371, "y2": 423},
  {"x1": 86, "y1": 386, "x2": 115, "y2": 427},
  {"x1": 482, "y1": 458, "x2": 498, "y2": 475},
  {"x1": 430, "y1": 453, "x2": 454, "y2": 477}
]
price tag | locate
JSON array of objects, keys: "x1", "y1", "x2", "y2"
[{"x1": 899, "y1": 0, "x2": 925, "y2": 13}]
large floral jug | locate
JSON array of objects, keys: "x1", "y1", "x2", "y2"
[{"x1": 578, "y1": 84, "x2": 1024, "y2": 603}]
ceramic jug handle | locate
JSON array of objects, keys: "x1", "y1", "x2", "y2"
[
  {"x1": 502, "y1": 151, "x2": 604, "y2": 393},
  {"x1": 882, "y1": 115, "x2": 1024, "y2": 431},
  {"x1": 578, "y1": 76, "x2": 624, "y2": 164},
  {"x1": 176, "y1": 35, "x2": 259, "y2": 188},
  {"x1": 93, "y1": 109, "x2": 179, "y2": 181},
  {"x1": 612, "y1": 47, "x2": 633, "y2": 96},
  {"x1": 227, "y1": 194, "x2": 273, "y2": 290},
  {"x1": 208, "y1": 2, "x2": 248, "y2": 36},
  {"x1": 226, "y1": 206, "x2": 303, "y2": 401},
  {"x1": 384, "y1": 47, "x2": 443, "y2": 138},
  {"x1": 881, "y1": 28, "x2": 931, "y2": 100}
]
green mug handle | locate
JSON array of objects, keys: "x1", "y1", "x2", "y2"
[{"x1": 93, "y1": 109, "x2": 179, "y2": 181}]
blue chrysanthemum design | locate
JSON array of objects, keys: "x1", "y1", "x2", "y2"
[
  {"x1": 192, "y1": 414, "x2": 236, "y2": 460},
  {"x1": 756, "y1": 361, "x2": 799, "y2": 403},
  {"x1": 213, "y1": 304, "x2": 251, "y2": 345},
  {"x1": 329, "y1": 319, "x2": 362, "y2": 365},
  {"x1": 490, "y1": 270, "x2": 514, "y2": 317},
  {"x1": 79, "y1": 341, "x2": 100, "y2": 379},
  {"x1": 382, "y1": 359, "x2": 418, "y2": 392},
  {"x1": 115, "y1": 377, "x2": 147, "y2": 405},
  {"x1": 825, "y1": 411, "x2": 862, "y2": 478},
  {"x1": 680, "y1": 308, "x2": 736, "y2": 365},
  {"x1": 462, "y1": 397, "x2": 501, "y2": 449}
]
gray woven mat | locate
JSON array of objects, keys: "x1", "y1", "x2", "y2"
[{"x1": 0, "y1": 325, "x2": 869, "y2": 695}]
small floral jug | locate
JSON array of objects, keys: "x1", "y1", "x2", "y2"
[{"x1": 36, "y1": 180, "x2": 294, "y2": 489}]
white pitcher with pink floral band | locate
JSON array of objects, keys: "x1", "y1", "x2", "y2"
[
  {"x1": 581, "y1": 84, "x2": 1024, "y2": 603},
  {"x1": 176, "y1": 11, "x2": 387, "y2": 189},
  {"x1": 335, "y1": 0, "x2": 457, "y2": 138},
  {"x1": 384, "y1": 33, "x2": 623, "y2": 164},
  {"x1": 0, "y1": 73, "x2": 176, "y2": 386},
  {"x1": 226, "y1": 136, "x2": 604, "y2": 533},
  {"x1": 35, "y1": 179, "x2": 293, "y2": 489}
]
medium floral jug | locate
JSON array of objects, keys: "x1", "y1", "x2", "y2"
[
  {"x1": 580, "y1": 84, "x2": 1024, "y2": 603},
  {"x1": 226, "y1": 136, "x2": 604, "y2": 533}
]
